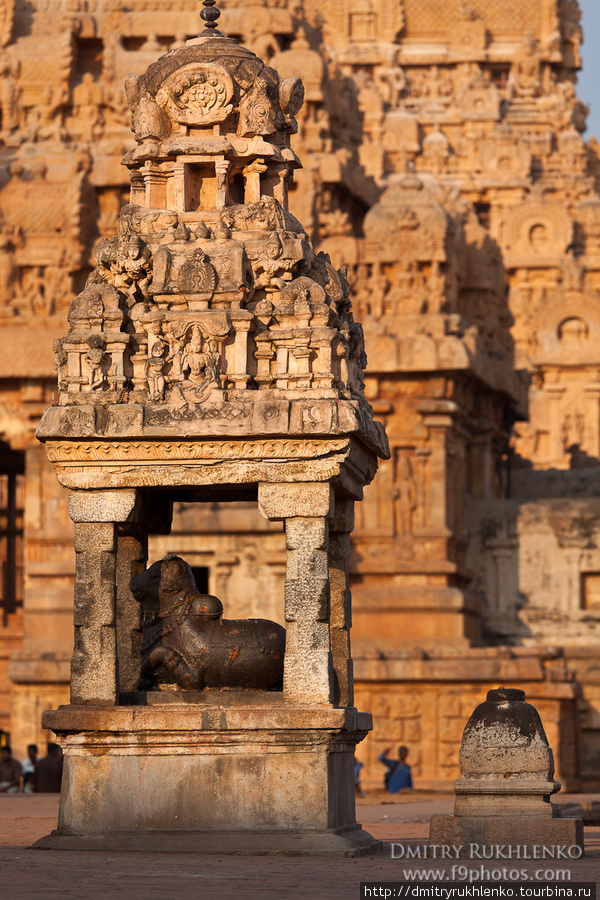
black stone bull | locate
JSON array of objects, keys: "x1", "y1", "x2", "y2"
[{"x1": 130, "y1": 555, "x2": 285, "y2": 691}]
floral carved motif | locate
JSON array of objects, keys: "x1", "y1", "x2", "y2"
[
  {"x1": 157, "y1": 64, "x2": 234, "y2": 125},
  {"x1": 46, "y1": 438, "x2": 350, "y2": 464}
]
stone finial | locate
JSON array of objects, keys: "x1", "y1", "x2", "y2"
[{"x1": 200, "y1": 0, "x2": 221, "y2": 34}]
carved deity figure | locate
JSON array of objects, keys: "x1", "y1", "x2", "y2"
[
  {"x1": 254, "y1": 235, "x2": 293, "y2": 290},
  {"x1": 86, "y1": 336, "x2": 107, "y2": 390},
  {"x1": 509, "y1": 32, "x2": 543, "y2": 99},
  {"x1": 0, "y1": 55, "x2": 19, "y2": 133},
  {"x1": 181, "y1": 325, "x2": 219, "y2": 392},
  {"x1": 393, "y1": 454, "x2": 417, "y2": 536},
  {"x1": 375, "y1": 50, "x2": 406, "y2": 109},
  {"x1": 22, "y1": 266, "x2": 46, "y2": 316},
  {"x1": 114, "y1": 235, "x2": 152, "y2": 306},
  {"x1": 350, "y1": 263, "x2": 370, "y2": 319},
  {"x1": 131, "y1": 555, "x2": 285, "y2": 691},
  {"x1": 165, "y1": 324, "x2": 184, "y2": 381},
  {"x1": 367, "y1": 264, "x2": 388, "y2": 318},
  {"x1": 43, "y1": 267, "x2": 71, "y2": 316},
  {"x1": 27, "y1": 84, "x2": 67, "y2": 141},
  {"x1": 0, "y1": 225, "x2": 19, "y2": 304},
  {"x1": 146, "y1": 339, "x2": 167, "y2": 401},
  {"x1": 72, "y1": 73, "x2": 104, "y2": 141}
]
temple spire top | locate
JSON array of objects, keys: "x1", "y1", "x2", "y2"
[{"x1": 200, "y1": 0, "x2": 221, "y2": 35}]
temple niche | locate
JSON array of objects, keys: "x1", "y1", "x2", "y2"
[{"x1": 1, "y1": 0, "x2": 600, "y2": 794}]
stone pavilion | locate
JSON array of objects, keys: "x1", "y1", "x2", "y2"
[{"x1": 33, "y1": 1, "x2": 389, "y2": 854}]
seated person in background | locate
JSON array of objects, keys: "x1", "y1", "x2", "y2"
[
  {"x1": 35, "y1": 742, "x2": 63, "y2": 793},
  {"x1": 0, "y1": 745, "x2": 22, "y2": 794},
  {"x1": 21, "y1": 744, "x2": 38, "y2": 794},
  {"x1": 378, "y1": 744, "x2": 413, "y2": 793}
]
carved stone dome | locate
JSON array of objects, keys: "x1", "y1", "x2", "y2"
[
  {"x1": 363, "y1": 174, "x2": 450, "y2": 263},
  {"x1": 125, "y1": 32, "x2": 304, "y2": 143}
]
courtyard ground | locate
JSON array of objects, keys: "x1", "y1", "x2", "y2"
[{"x1": 1, "y1": 791, "x2": 599, "y2": 899}]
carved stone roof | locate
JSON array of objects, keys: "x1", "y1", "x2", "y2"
[{"x1": 38, "y1": 27, "x2": 389, "y2": 464}]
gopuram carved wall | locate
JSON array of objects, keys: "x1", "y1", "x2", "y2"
[{"x1": 0, "y1": 0, "x2": 599, "y2": 790}]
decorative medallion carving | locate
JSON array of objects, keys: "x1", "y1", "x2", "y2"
[
  {"x1": 157, "y1": 63, "x2": 234, "y2": 125},
  {"x1": 178, "y1": 249, "x2": 218, "y2": 296}
]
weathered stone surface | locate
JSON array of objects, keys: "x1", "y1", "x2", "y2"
[
  {"x1": 259, "y1": 483, "x2": 334, "y2": 521},
  {"x1": 68, "y1": 490, "x2": 137, "y2": 524},
  {"x1": 428, "y1": 816, "x2": 584, "y2": 859},
  {"x1": 1, "y1": 0, "x2": 599, "y2": 799},
  {"x1": 33, "y1": 702, "x2": 380, "y2": 856},
  {"x1": 429, "y1": 688, "x2": 583, "y2": 854}
]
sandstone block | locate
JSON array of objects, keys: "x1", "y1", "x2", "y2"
[
  {"x1": 259, "y1": 483, "x2": 334, "y2": 520},
  {"x1": 69, "y1": 491, "x2": 137, "y2": 524},
  {"x1": 429, "y1": 814, "x2": 584, "y2": 858}
]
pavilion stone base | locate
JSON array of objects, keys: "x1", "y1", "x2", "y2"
[
  {"x1": 32, "y1": 702, "x2": 382, "y2": 857},
  {"x1": 429, "y1": 815, "x2": 584, "y2": 858}
]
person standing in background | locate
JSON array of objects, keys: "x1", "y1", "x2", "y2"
[{"x1": 21, "y1": 744, "x2": 38, "y2": 793}]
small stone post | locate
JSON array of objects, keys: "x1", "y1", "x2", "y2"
[{"x1": 429, "y1": 688, "x2": 584, "y2": 856}]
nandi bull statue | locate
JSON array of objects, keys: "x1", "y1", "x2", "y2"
[{"x1": 130, "y1": 555, "x2": 286, "y2": 691}]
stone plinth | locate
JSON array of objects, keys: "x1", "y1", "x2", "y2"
[
  {"x1": 428, "y1": 816, "x2": 583, "y2": 856},
  {"x1": 33, "y1": 702, "x2": 380, "y2": 856},
  {"x1": 429, "y1": 688, "x2": 583, "y2": 857}
]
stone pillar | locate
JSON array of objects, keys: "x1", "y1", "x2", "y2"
[
  {"x1": 545, "y1": 383, "x2": 566, "y2": 464},
  {"x1": 243, "y1": 160, "x2": 267, "y2": 204},
  {"x1": 328, "y1": 496, "x2": 354, "y2": 707},
  {"x1": 424, "y1": 414, "x2": 451, "y2": 532},
  {"x1": 115, "y1": 529, "x2": 148, "y2": 693},
  {"x1": 491, "y1": 544, "x2": 517, "y2": 619},
  {"x1": 231, "y1": 319, "x2": 251, "y2": 388},
  {"x1": 259, "y1": 482, "x2": 334, "y2": 705},
  {"x1": 172, "y1": 161, "x2": 185, "y2": 212},
  {"x1": 68, "y1": 491, "x2": 138, "y2": 705},
  {"x1": 254, "y1": 337, "x2": 275, "y2": 388},
  {"x1": 144, "y1": 166, "x2": 167, "y2": 208},
  {"x1": 215, "y1": 158, "x2": 229, "y2": 209},
  {"x1": 415, "y1": 447, "x2": 430, "y2": 528},
  {"x1": 130, "y1": 173, "x2": 145, "y2": 205},
  {"x1": 564, "y1": 545, "x2": 584, "y2": 615},
  {"x1": 71, "y1": 520, "x2": 117, "y2": 704},
  {"x1": 63, "y1": 338, "x2": 85, "y2": 393},
  {"x1": 105, "y1": 334, "x2": 129, "y2": 391}
]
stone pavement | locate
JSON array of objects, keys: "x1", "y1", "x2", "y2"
[{"x1": 1, "y1": 792, "x2": 599, "y2": 899}]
